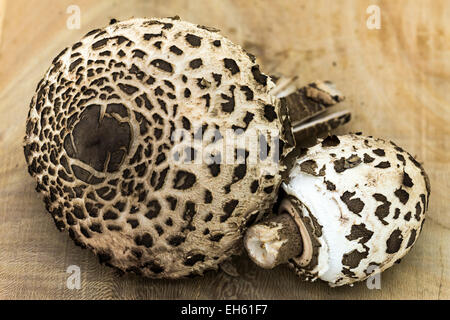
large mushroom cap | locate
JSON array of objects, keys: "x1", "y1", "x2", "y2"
[
  {"x1": 23, "y1": 17, "x2": 293, "y2": 278},
  {"x1": 282, "y1": 134, "x2": 430, "y2": 286}
]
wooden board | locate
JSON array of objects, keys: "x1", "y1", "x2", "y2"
[{"x1": 0, "y1": 0, "x2": 448, "y2": 299}]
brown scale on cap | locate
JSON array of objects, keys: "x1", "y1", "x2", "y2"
[{"x1": 24, "y1": 17, "x2": 350, "y2": 279}]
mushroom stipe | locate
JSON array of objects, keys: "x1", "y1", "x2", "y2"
[{"x1": 244, "y1": 213, "x2": 303, "y2": 269}]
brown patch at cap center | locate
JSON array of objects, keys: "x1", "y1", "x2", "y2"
[{"x1": 64, "y1": 104, "x2": 132, "y2": 173}]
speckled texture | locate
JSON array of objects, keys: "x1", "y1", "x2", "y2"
[
  {"x1": 23, "y1": 17, "x2": 294, "y2": 279},
  {"x1": 283, "y1": 134, "x2": 430, "y2": 286}
]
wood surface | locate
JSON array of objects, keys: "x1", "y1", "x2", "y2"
[{"x1": 0, "y1": 0, "x2": 448, "y2": 300}]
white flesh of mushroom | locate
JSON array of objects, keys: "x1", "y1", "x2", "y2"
[{"x1": 245, "y1": 222, "x2": 287, "y2": 268}]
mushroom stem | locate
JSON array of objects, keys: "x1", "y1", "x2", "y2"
[{"x1": 244, "y1": 213, "x2": 303, "y2": 269}]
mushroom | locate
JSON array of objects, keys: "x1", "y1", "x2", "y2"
[
  {"x1": 244, "y1": 134, "x2": 430, "y2": 286},
  {"x1": 23, "y1": 17, "x2": 349, "y2": 278}
]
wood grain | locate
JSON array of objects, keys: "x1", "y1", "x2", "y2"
[
  {"x1": 0, "y1": 0, "x2": 448, "y2": 300},
  {"x1": 0, "y1": 0, "x2": 5, "y2": 47}
]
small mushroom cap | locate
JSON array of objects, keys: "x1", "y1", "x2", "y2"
[
  {"x1": 282, "y1": 134, "x2": 430, "y2": 286},
  {"x1": 23, "y1": 18, "x2": 293, "y2": 278}
]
